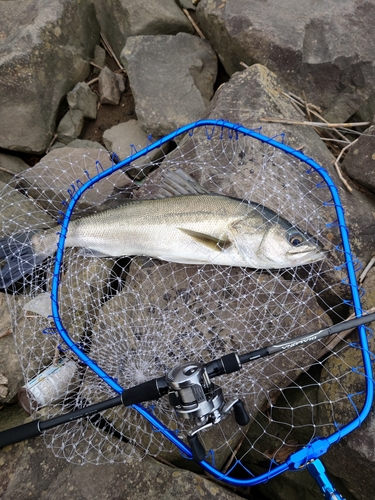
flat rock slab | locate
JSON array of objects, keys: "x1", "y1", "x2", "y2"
[{"x1": 121, "y1": 33, "x2": 218, "y2": 137}]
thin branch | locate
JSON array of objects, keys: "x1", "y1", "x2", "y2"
[
  {"x1": 87, "y1": 76, "x2": 99, "y2": 86},
  {"x1": 182, "y1": 8, "x2": 206, "y2": 39},
  {"x1": 286, "y1": 91, "x2": 323, "y2": 113},
  {"x1": 90, "y1": 61, "x2": 104, "y2": 70},
  {"x1": 333, "y1": 138, "x2": 359, "y2": 193},
  {"x1": 282, "y1": 93, "x2": 352, "y2": 144},
  {"x1": 320, "y1": 138, "x2": 352, "y2": 144},
  {"x1": 46, "y1": 133, "x2": 58, "y2": 154},
  {"x1": 0, "y1": 328, "x2": 12, "y2": 339},
  {"x1": 260, "y1": 117, "x2": 370, "y2": 129},
  {"x1": 221, "y1": 431, "x2": 248, "y2": 475},
  {"x1": 302, "y1": 90, "x2": 312, "y2": 121},
  {"x1": 359, "y1": 256, "x2": 375, "y2": 284},
  {"x1": 0, "y1": 166, "x2": 18, "y2": 176},
  {"x1": 100, "y1": 32, "x2": 124, "y2": 71}
]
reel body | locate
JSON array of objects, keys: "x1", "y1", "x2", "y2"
[{"x1": 166, "y1": 361, "x2": 250, "y2": 461}]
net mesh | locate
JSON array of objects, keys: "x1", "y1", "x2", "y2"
[{"x1": 0, "y1": 125, "x2": 369, "y2": 477}]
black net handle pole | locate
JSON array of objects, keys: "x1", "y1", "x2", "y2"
[{"x1": 1, "y1": 312, "x2": 374, "y2": 449}]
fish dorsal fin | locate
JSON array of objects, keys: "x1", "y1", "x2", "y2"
[
  {"x1": 159, "y1": 168, "x2": 211, "y2": 197},
  {"x1": 178, "y1": 227, "x2": 231, "y2": 252}
]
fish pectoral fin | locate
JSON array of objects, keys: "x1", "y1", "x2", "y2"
[{"x1": 178, "y1": 228, "x2": 231, "y2": 252}]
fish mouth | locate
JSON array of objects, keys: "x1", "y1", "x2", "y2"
[{"x1": 288, "y1": 247, "x2": 327, "y2": 264}]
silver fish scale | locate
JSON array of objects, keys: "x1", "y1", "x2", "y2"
[{"x1": 59, "y1": 194, "x2": 268, "y2": 266}]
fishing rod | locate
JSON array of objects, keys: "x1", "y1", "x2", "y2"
[{"x1": 1, "y1": 311, "x2": 374, "y2": 458}]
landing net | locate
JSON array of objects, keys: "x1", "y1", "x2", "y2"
[{"x1": 0, "y1": 121, "x2": 372, "y2": 484}]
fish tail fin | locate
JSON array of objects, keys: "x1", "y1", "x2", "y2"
[{"x1": 0, "y1": 231, "x2": 46, "y2": 288}]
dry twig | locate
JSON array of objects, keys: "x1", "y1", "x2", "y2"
[
  {"x1": 90, "y1": 61, "x2": 104, "y2": 71},
  {"x1": 221, "y1": 431, "x2": 248, "y2": 474},
  {"x1": 0, "y1": 166, "x2": 18, "y2": 176},
  {"x1": 0, "y1": 328, "x2": 12, "y2": 339},
  {"x1": 182, "y1": 8, "x2": 206, "y2": 38},
  {"x1": 87, "y1": 76, "x2": 99, "y2": 86},
  {"x1": 333, "y1": 138, "x2": 359, "y2": 193},
  {"x1": 46, "y1": 133, "x2": 58, "y2": 154},
  {"x1": 100, "y1": 32, "x2": 124, "y2": 71},
  {"x1": 359, "y1": 256, "x2": 375, "y2": 284},
  {"x1": 282, "y1": 93, "x2": 352, "y2": 144},
  {"x1": 260, "y1": 117, "x2": 370, "y2": 129}
]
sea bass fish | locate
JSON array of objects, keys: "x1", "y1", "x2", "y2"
[{"x1": 0, "y1": 171, "x2": 325, "y2": 287}]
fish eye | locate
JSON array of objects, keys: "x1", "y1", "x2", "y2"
[{"x1": 288, "y1": 231, "x2": 305, "y2": 247}]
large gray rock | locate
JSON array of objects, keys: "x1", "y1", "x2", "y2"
[
  {"x1": 196, "y1": 0, "x2": 375, "y2": 123},
  {"x1": 93, "y1": 0, "x2": 194, "y2": 56},
  {"x1": 120, "y1": 33, "x2": 218, "y2": 137},
  {"x1": 0, "y1": 0, "x2": 99, "y2": 154},
  {"x1": 341, "y1": 125, "x2": 375, "y2": 194}
]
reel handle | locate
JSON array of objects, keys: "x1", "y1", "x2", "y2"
[
  {"x1": 187, "y1": 433, "x2": 206, "y2": 462},
  {"x1": 233, "y1": 399, "x2": 250, "y2": 426}
]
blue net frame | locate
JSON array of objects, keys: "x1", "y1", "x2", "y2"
[{"x1": 49, "y1": 119, "x2": 374, "y2": 487}]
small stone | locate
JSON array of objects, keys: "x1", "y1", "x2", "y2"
[
  {"x1": 92, "y1": 45, "x2": 106, "y2": 75},
  {"x1": 98, "y1": 66, "x2": 122, "y2": 105},
  {"x1": 67, "y1": 82, "x2": 98, "y2": 120},
  {"x1": 102, "y1": 119, "x2": 164, "y2": 175},
  {"x1": 115, "y1": 73, "x2": 125, "y2": 94},
  {"x1": 56, "y1": 109, "x2": 85, "y2": 144}
]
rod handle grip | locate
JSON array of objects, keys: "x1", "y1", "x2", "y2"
[{"x1": 0, "y1": 420, "x2": 41, "y2": 448}]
